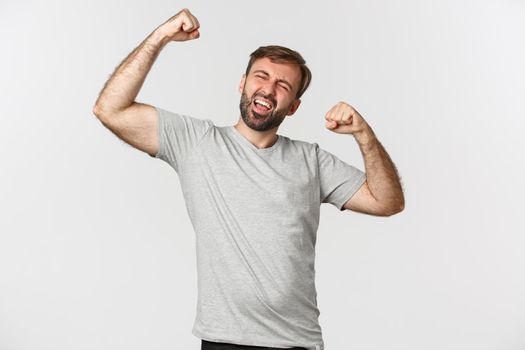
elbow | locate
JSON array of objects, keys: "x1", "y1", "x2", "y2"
[
  {"x1": 384, "y1": 201, "x2": 405, "y2": 217},
  {"x1": 92, "y1": 103, "x2": 104, "y2": 119},
  {"x1": 92, "y1": 102, "x2": 131, "y2": 120},
  {"x1": 93, "y1": 101, "x2": 113, "y2": 119},
  {"x1": 92, "y1": 103, "x2": 116, "y2": 125}
]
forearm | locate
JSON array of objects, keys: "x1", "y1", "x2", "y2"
[
  {"x1": 355, "y1": 127, "x2": 405, "y2": 212},
  {"x1": 93, "y1": 29, "x2": 169, "y2": 116}
]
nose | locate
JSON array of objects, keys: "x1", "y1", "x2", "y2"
[{"x1": 258, "y1": 81, "x2": 277, "y2": 101}]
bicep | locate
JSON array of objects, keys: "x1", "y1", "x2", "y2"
[
  {"x1": 96, "y1": 102, "x2": 159, "y2": 157},
  {"x1": 343, "y1": 180, "x2": 390, "y2": 216}
]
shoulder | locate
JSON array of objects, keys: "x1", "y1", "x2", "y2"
[
  {"x1": 280, "y1": 134, "x2": 319, "y2": 154},
  {"x1": 157, "y1": 107, "x2": 214, "y2": 126}
]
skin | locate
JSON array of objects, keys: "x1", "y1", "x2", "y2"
[
  {"x1": 236, "y1": 59, "x2": 404, "y2": 216},
  {"x1": 93, "y1": 7, "x2": 404, "y2": 216},
  {"x1": 323, "y1": 102, "x2": 405, "y2": 215},
  {"x1": 234, "y1": 57, "x2": 302, "y2": 149}
]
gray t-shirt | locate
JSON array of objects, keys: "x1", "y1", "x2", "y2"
[{"x1": 153, "y1": 106, "x2": 366, "y2": 350}]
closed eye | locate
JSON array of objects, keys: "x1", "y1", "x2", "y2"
[{"x1": 253, "y1": 72, "x2": 291, "y2": 92}]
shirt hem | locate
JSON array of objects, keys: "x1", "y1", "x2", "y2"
[{"x1": 192, "y1": 327, "x2": 322, "y2": 350}]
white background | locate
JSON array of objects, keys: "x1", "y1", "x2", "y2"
[{"x1": 1, "y1": 0, "x2": 524, "y2": 349}]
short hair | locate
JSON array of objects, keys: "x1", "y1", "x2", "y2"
[{"x1": 245, "y1": 45, "x2": 312, "y2": 99}]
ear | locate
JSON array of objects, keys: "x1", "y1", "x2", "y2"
[
  {"x1": 287, "y1": 99, "x2": 302, "y2": 116},
  {"x1": 238, "y1": 74, "x2": 246, "y2": 94}
]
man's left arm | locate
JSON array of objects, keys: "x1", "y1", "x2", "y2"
[{"x1": 325, "y1": 102, "x2": 405, "y2": 216}]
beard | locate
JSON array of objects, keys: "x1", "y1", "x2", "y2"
[{"x1": 239, "y1": 90, "x2": 293, "y2": 132}]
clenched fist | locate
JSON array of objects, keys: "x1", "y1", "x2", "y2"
[
  {"x1": 325, "y1": 101, "x2": 375, "y2": 145},
  {"x1": 156, "y1": 8, "x2": 201, "y2": 42}
]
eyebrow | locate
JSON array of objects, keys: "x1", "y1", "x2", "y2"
[{"x1": 252, "y1": 69, "x2": 294, "y2": 91}]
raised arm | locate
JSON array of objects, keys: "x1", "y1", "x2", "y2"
[
  {"x1": 324, "y1": 101, "x2": 405, "y2": 216},
  {"x1": 92, "y1": 8, "x2": 201, "y2": 156}
]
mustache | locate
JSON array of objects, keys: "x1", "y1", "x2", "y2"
[{"x1": 252, "y1": 93, "x2": 277, "y2": 108}]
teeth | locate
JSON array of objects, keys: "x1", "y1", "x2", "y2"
[{"x1": 255, "y1": 99, "x2": 271, "y2": 108}]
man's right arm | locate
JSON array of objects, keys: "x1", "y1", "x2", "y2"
[{"x1": 92, "y1": 9, "x2": 201, "y2": 157}]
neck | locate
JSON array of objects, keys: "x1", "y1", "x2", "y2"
[{"x1": 233, "y1": 117, "x2": 279, "y2": 149}]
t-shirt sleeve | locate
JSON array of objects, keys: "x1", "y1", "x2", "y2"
[
  {"x1": 152, "y1": 106, "x2": 213, "y2": 172},
  {"x1": 315, "y1": 143, "x2": 367, "y2": 211}
]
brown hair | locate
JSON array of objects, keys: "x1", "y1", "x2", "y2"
[{"x1": 245, "y1": 45, "x2": 312, "y2": 99}]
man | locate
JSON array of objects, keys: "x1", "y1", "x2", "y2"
[{"x1": 93, "y1": 8, "x2": 404, "y2": 350}]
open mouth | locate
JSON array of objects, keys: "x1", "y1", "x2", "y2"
[{"x1": 252, "y1": 98, "x2": 273, "y2": 115}]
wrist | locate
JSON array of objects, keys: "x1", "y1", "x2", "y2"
[
  {"x1": 147, "y1": 28, "x2": 170, "y2": 48},
  {"x1": 354, "y1": 126, "x2": 376, "y2": 147}
]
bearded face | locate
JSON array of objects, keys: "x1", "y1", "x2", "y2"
[
  {"x1": 237, "y1": 57, "x2": 302, "y2": 131},
  {"x1": 239, "y1": 89, "x2": 295, "y2": 132}
]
